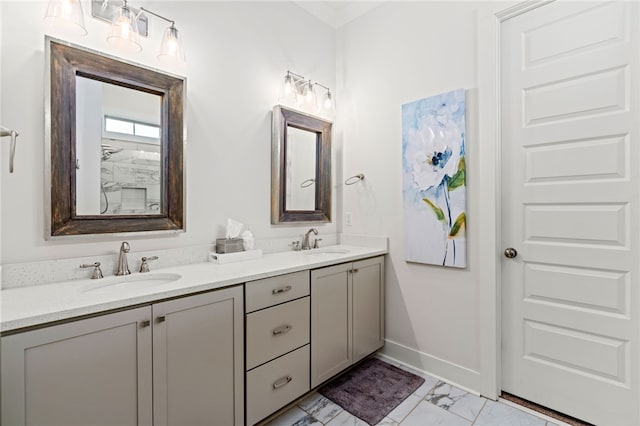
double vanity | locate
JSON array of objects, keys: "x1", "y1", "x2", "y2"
[
  {"x1": 0, "y1": 37, "x2": 384, "y2": 426},
  {"x1": 1, "y1": 244, "x2": 386, "y2": 426}
]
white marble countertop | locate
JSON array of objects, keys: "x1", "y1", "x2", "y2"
[{"x1": 1, "y1": 245, "x2": 386, "y2": 333}]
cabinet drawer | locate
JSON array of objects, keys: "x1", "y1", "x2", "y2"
[
  {"x1": 246, "y1": 297, "x2": 310, "y2": 370},
  {"x1": 245, "y1": 271, "x2": 310, "y2": 312},
  {"x1": 246, "y1": 345, "x2": 310, "y2": 426}
]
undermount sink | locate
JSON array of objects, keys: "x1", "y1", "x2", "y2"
[
  {"x1": 84, "y1": 272, "x2": 182, "y2": 293},
  {"x1": 303, "y1": 248, "x2": 350, "y2": 255}
]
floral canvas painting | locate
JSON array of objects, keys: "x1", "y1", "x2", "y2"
[{"x1": 402, "y1": 89, "x2": 467, "y2": 268}]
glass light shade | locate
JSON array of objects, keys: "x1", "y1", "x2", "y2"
[
  {"x1": 158, "y1": 25, "x2": 186, "y2": 65},
  {"x1": 283, "y1": 74, "x2": 294, "y2": 96},
  {"x1": 44, "y1": 0, "x2": 87, "y2": 36},
  {"x1": 107, "y1": 6, "x2": 142, "y2": 53},
  {"x1": 323, "y1": 90, "x2": 334, "y2": 111},
  {"x1": 281, "y1": 73, "x2": 298, "y2": 104},
  {"x1": 303, "y1": 81, "x2": 317, "y2": 108}
]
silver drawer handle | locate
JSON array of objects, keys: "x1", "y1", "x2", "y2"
[
  {"x1": 272, "y1": 375, "x2": 293, "y2": 390},
  {"x1": 272, "y1": 324, "x2": 292, "y2": 336},
  {"x1": 272, "y1": 285, "x2": 292, "y2": 295}
]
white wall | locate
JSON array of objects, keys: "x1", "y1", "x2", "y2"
[
  {"x1": 0, "y1": 1, "x2": 336, "y2": 264},
  {"x1": 337, "y1": 2, "x2": 486, "y2": 390}
]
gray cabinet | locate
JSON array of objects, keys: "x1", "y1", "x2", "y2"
[
  {"x1": 1, "y1": 307, "x2": 153, "y2": 426},
  {"x1": 153, "y1": 287, "x2": 244, "y2": 426},
  {"x1": 311, "y1": 256, "x2": 385, "y2": 388},
  {"x1": 245, "y1": 272, "x2": 311, "y2": 425},
  {"x1": 1, "y1": 286, "x2": 244, "y2": 426}
]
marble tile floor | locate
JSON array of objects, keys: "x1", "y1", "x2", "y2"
[{"x1": 265, "y1": 357, "x2": 565, "y2": 426}]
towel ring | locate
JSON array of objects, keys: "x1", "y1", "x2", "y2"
[
  {"x1": 344, "y1": 173, "x2": 365, "y2": 185},
  {"x1": 0, "y1": 126, "x2": 19, "y2": 173},
  {"x1": 300, "y1": 178, "x2": 315, "y2": 188}
]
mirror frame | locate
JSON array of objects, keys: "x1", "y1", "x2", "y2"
[
  {"x1": 46, "y1": 39, "x2": 185, "y2": 237},
  {"x1": 271, "y1": 105, "x2": 331, "y2": 224}
]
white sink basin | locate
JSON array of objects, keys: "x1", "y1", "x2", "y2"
[
  {"x1": 84, "y1": 273, "x2": 182, "y2": 293},
  {"x1": 303, "y1": 248, "x2": 350, "y2": 255}
]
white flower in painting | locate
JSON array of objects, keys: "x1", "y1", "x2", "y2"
[{"x1": 405, "y1": 114, "x2": 462, "y2": 191}]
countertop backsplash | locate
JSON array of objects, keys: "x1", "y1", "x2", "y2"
[{"x1": 0, "y1": 233, "x2": 355, "y2": 289}]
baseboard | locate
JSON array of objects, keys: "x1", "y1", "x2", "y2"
[{"x1": 379, "y1": 339, "x2": 482, "y2": 395}]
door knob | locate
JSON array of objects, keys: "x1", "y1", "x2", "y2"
[{"x1": 504, "y1": 248, "x2": 518, "y2": 259}]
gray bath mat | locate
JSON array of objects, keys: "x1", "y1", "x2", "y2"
[{"x1": 319, "y1": 357, "x2": 425, "y2": 425}]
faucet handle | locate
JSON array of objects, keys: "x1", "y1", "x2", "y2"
[
  {"x1": 313, "y1": 238, "x2": 323, "y2": 249},
  {"x1": 139, "y1": 256, "x2": 159, "y2": 273},
  {"x1": 80, "y1": 262, "x2": 104, "y2": 279}
]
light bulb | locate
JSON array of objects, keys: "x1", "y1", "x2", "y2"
[
  {"x1": 116, "y1": 15, "x2": 131, "y2": 39},
  {"x1": 61, "y1": 0, "x2": 72, "y2": 16},
  {"x1": 305, "y1": 82, "x2": 315, "y2": 102}
]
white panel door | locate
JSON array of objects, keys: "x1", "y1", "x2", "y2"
[{"x1": 501, "y1": 1, "x2": 640, "y2": 424}]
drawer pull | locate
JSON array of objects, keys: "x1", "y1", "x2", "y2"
[
  {"x1": 156, "y1": 316, "x2": 166, "y2": 323},
  {"x1": 272, "y1": 324, "x2": 293, "y2": 336},
  {"x1": 272, "y1": 285, "x2": 292, "y2": 295},
  {"x1": 140, "y1": 320, "x2": 151, "y2": 328},
  {"x1": 272, "y1": 375, "x2": 293, "y2": 390}
]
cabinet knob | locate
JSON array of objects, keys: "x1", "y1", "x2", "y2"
[
  {"x1": 272, "y1": 375, "x2": 293, "y2": 390},
  {"x1": 140, "y1": 320, "x2": 151, "y2": 328},
  {"x1": 156, "y1": 316, "x2": 166, "y2": 323}
]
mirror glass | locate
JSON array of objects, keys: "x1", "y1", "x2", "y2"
[
  {"x1": 76, "y1": 77, "x2": 162, "y2": 215},
  {"x1": 285, "y1": 126, "x2": 317, "y2": 211},
  {"x1": 47, "y1": 38, "x2": 185, "y2": 237},
  {"x1": 271, "y1": 106, "x2": 331, "y2": 224}
]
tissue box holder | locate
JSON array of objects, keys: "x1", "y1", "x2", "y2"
[{"x1": 216, "y1": 238, "x2": 245, "y2": 254}]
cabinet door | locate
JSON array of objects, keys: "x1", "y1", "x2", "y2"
[
  {"x1": 352, "y1": 256, "x2": 385, "y2": 363},
  {"x1": 310, "y1": 263, "x2": 352, "y2": 388},
  {"x1": 152, "y1": 285, "x2": 244, "y2": 426},
  {"x1": 1, "y1": 307, "x2": 152, "y2": 426}
]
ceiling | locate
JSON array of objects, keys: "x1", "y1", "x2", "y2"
[{"x1": 294, "y1": 1, "x2": 385, "y2": 28}]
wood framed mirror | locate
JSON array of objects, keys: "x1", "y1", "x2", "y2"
[
  {"x1": 46, "y1": 38, "x2": 185, "y2": 237},
  {"x1": 271, "y1": 106, "x2": 331, "y2": 224}
]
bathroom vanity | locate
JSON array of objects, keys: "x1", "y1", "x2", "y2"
[{"x1": 0, "y1": 245, "x2": 385, "y2": 426}]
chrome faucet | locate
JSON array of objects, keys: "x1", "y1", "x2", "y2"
[
  {"x1": 301, "y1": 228, "x2": 318, "y2": 250},
  {"x1": 116, "y1": 242, "x2": 131, "y2": 276}
]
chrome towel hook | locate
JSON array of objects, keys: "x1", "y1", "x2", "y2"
[
  {"x1": 344, "y1": 173, "x2": 365, "y2": 185},
  {"x1": 0, "y1": 126, "x2": 19, "y2": 173}
]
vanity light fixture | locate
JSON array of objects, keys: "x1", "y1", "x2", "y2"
[
  {"x1": 45, "y1": 0, "x2": 186, "y2": 65},
  {"x1": 280, "y1": 70, "x2": 334, "y2": 113},
  {"x1": 44, "y1": 0, "x2": 87, "y2": 36}
]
